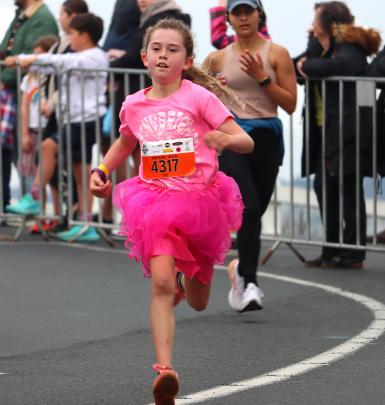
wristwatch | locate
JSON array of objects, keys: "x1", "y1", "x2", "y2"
[{"x1": 259, "y1": 76, "x2": 271, "y2": 87}]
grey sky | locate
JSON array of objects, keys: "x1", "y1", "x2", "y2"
[{"x1": 1, "y1": 1, "x2": 383, "y2": 62}]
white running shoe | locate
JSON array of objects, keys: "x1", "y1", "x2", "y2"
[
  {"x1": 240, "y1": 283, "x2": 264, "y2": 312},
  {"x1": 227, "y1": 259, "x2": 244, "y2": 312}
]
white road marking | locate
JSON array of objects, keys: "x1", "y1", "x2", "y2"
[
  {"x1": 3, "y1": 241, "x2": 385, "y2": 397},
  {"x1": 0, "y1": 240, "x2": 128, "y2": 254},
  {"x1": 164, "y1": 271, "x2": 385, "y2": 404}
]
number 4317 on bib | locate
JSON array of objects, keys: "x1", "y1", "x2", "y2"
[{"x1": 141, "y1": 137, "x2": 196, "y2": 179}]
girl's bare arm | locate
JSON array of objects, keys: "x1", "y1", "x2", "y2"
[{"x1": 204, "y1": 117, "x2": 254, "y2": 154}]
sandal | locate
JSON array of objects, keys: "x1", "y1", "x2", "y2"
[{"x1": 152, "y1": 364, "x2": 179, "y2": 405}]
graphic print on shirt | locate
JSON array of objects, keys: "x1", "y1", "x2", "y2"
[{"x1": 138, "y1": 110, "x2": 201, "y2": 182}]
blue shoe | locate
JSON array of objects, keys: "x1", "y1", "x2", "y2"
[
  {"x1": 5, "y1": 194, "x2": 41, "y2": 215},
  {"x1": 77, "y1": 226, "x2": 100, "y2": 242},
  {"x1": 56, "y1": 225, "x2": 100, "y2": 242}
]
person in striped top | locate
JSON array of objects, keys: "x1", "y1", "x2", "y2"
[{"x1": 209, "y1": 0, "x2": 270, "y2": 50}]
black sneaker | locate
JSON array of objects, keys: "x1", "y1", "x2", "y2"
[
  {"x1": 326, "y1": 256, "x2": 364, "y2": 269},
  {"x1": 304, "y1": 256, "x2": 324, "y2": 268},
  {"x1": 305, "y1": 256, "x2": 340, "y2": 269}
]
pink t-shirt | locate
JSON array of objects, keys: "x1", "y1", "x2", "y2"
[{"x1": 119, "y1": 79, "x2": 233, "y2": 191}]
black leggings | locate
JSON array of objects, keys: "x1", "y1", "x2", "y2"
[{"x1": 219, "y1": 127, "x2": 280, "y2": 285}]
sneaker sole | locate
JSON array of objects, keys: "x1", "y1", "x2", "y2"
[
  {"x1": 228, "y1": 289, "x2": 243, "y2": 312},
  {"x1": 227, "y1": 259, "x2": 245, "y2": 311},
  {"x1": 227, "y1": 259, "x2": 239, "y2": 288},
  {"x1": 320, "y1": 262, "x2": 364, "y2": 269},
  {"x1": 240, "y1": 300, "x2": 263, "y2": 313},
  {"x1": 304, "y1": 262, "x2": 323, "y2": 268},
  {"x1": 153, "y1": 371, "x2": 179, "y2": 405},
  {"x1": 76, "y1": 237, "x2": 101, "y2": 243}
]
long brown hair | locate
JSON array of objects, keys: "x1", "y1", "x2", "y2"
[
  {"x1": 315, "y1": 1, "x2": 354, "y2": 36},
  {"x1": 142, "y1": 18, "x2": 235, "y2": 105}
]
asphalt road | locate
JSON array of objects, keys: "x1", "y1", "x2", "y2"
[{"x1": 0, "y1": 234, "x2": 384, "y2": 405}]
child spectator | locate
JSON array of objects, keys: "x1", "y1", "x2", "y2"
[
  {"x1": 6, "y1": 12, "x2": 109, "y2": 242},
  {"x1": 5, "y1": 0, "x2": 89, "y2": 234},
  {"x1": 5, "y1": 35, "x2": 57, "y2": 217}
]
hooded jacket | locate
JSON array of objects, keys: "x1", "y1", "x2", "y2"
[{"x1": 302, "y1": 25, "x2": 381, "y2": 176}]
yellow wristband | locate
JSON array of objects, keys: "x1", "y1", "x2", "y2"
[{"x1": 98, "y1": 163, "x2": 110, "y2": 177}]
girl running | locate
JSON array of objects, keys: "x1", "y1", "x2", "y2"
[{"x1": 90, "y1": 18, "x2": 254, "y2": 404}]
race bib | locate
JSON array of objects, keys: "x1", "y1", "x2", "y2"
[{"x1": 141, "y1": 138, "x2": 196, "y2": 179}]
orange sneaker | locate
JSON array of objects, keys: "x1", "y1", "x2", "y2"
[
  {"x1": 43, "y1": 219, "x2": 59, "y2": 232},
  {"x1": 152, "y1": 364, "x2": 179, "y2": 405},
  {"x1": 29, "y1": 219, "x2": 59, "y2": 234},
  {"x1": 29, "y1": 223, "x2": 40, "y2": 234}
]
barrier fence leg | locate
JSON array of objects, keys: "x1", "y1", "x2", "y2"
[
  {"x1": 261, "y1": 241, "x2": 305, "y2": 265},
  {"x1": 97, "y1": 227, "x2": 116, "y2": 248},
  {"x1": 0, "y1": 214, "x2": 32, "y2": 242},
  {"x1": 260, "y1": 240, "x2": 281, "y2": 265},
  {"x1": 285, "y1": 242, "x2": 306, "y2": 263}
]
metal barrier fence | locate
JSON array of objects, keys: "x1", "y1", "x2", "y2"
[
  {"x1": 1, "y1": 63, "x2": 384, "y2": 260},
  {"x1": 262, "y1": 76, "x2": 385, "y2": 262}
]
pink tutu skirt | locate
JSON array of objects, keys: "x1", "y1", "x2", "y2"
[{"x1": 113, "y1": 171, "x2": 243, "y2": 284}]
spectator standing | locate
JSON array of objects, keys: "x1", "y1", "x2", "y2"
[
  {"x1": 0, "y1": 0, "x2": 58, "y2": 211},
  {"x1": 100, "y1": 0, "x2": 192, "y2": 226},
  {"x1": 209, "y1": 0, "x2": 270, "y2": 50},
  {"x1": 5, "y1": 0, "x2": 89, "y2": 234},
  {"x1": 111, "y1": 0, "x2": 191, "y2": 71},
  {"x1": 299, "y1": 1, "x2": 381, "y2": 268},
  {"x1": 103, "y1": 0, "x2": 141, "y2": 53},
  {"x1": 6, "y1": 36, "x2": 57, "y2": 209},
  {"x1": 6, "y1": 13, "x2": 109, "y2": 242},
  {"x1": 203, "y1": 0, "x2": 296, "y2": 313},
  {"x1": 100, "y1": 0, "x2": 141, "y2": 226}
]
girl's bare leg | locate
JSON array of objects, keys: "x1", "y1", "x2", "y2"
[
  {"x1": 182, "y1": 273, "x2": 211, "y2": 312},
  {"x1": 150, "y1": 255, "x2": 176, "y2": 367}
]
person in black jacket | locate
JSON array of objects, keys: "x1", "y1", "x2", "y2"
[
  {"x1": 103, "y1": 0, "x2": 141, "y2": 52},
  {"x1": 111, "y1": 0, "x2": 191, "y2": 70},
  {"x1": 108, "y1": 0, "x2": 191, "y2": 148},
  {"x1": 109, "y1": 0, "x2": 191, "y2": 134},
  {"x1": 99, "y1": 0, "x2": 141, "y2": 225},
  {"x1": 297, "y1": 1, "x2": 381, "y2": 268},
  {"x1": 111, "y1": 0, "x2": 190, "y2": 159},
  {"x1": 99, "y1": 1, "x2": 191, "y2": 224}
]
